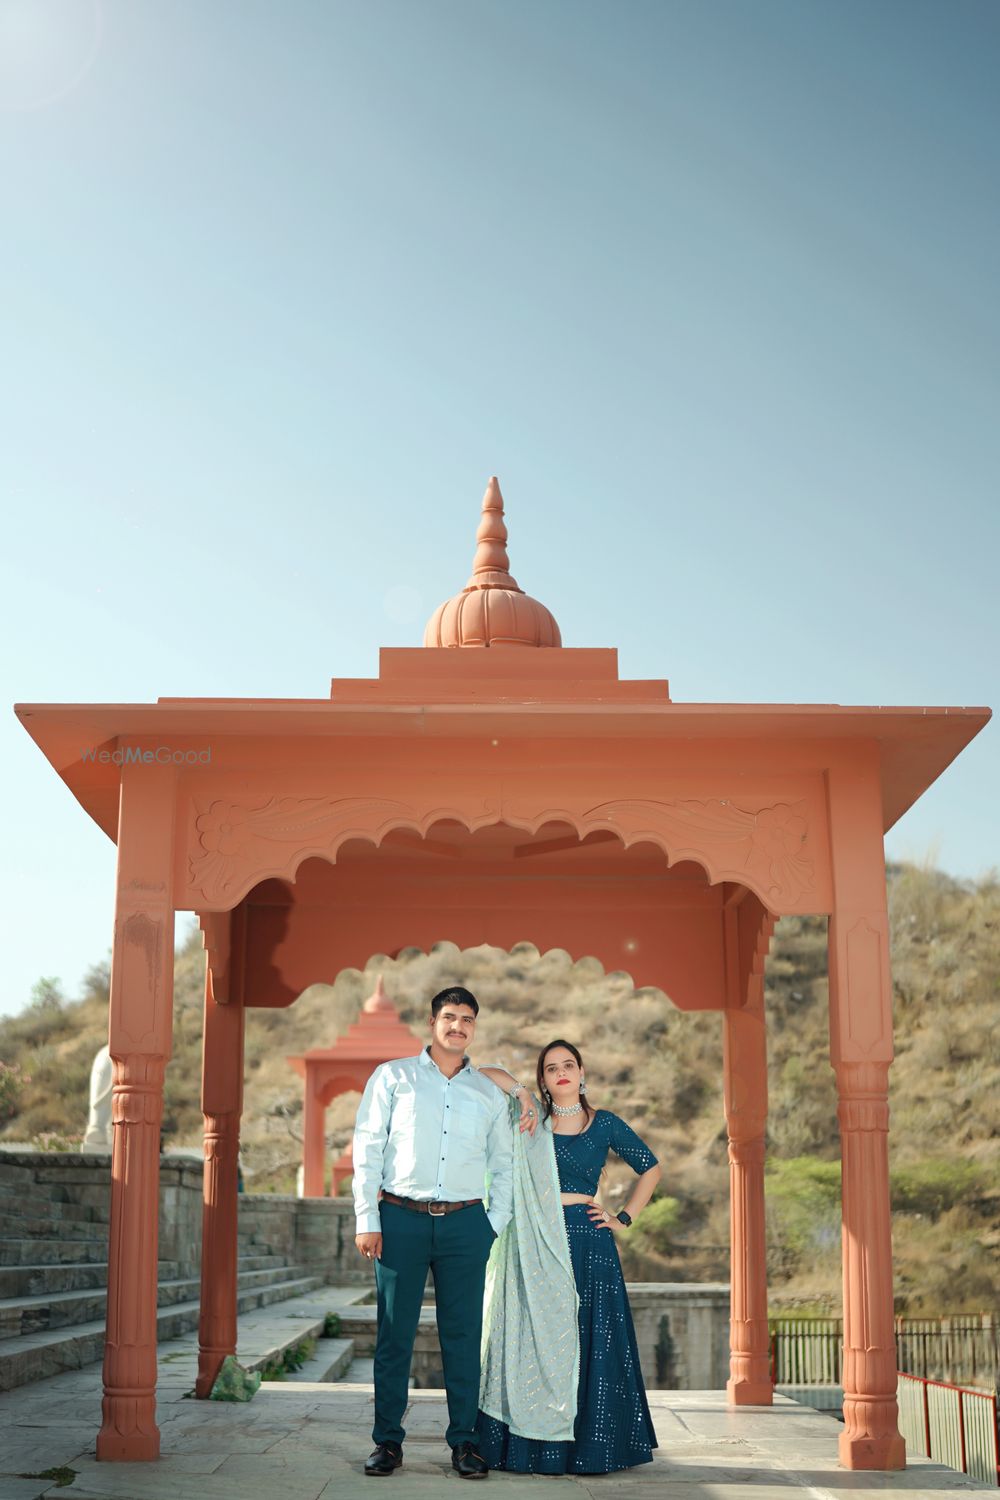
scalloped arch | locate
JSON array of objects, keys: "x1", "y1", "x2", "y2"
[
  {"x1": 184, "y1": 793, "x2": 810, "y2": 914},
  {"x1": 295, "y1": 940, "x2": 672, "y2": 1018}
]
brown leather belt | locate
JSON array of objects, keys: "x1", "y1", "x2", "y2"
[{"x1": 381, "y1": 1192, "x2": 482, "y2": 1218}]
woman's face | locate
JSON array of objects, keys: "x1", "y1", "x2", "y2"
[{"x1": 542, "y1": 1047, "x2": 582, "y2": 1100}]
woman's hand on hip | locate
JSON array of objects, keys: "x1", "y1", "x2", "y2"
[{"x1": 586, "y1": 1199, "x2": 623, "y2": 1232}]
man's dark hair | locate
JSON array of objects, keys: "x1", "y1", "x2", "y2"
[{"x1": 430, "y1": 986, "x2": 479, "y2": 1019}]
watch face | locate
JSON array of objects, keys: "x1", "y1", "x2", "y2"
[{"x1": 617, "y1": 1211, "x2": 632, "y2": 1227}]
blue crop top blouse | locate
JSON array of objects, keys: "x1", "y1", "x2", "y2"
[{"x1": 551, "y1": 1109, "x2": 657, "y2": 1196}]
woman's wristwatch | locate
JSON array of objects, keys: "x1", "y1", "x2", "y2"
[{"x1": 616, "y1": 1211, "x2": 633, "y2": 1228}]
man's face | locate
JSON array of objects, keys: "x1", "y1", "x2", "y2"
[{"x1": 429, "y1": 1003, "x2": 477, "y2": 1055}]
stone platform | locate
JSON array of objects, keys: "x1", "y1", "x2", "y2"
[{"x1": 1, "y1": 1338, "x2": 994, "y2": 1500}]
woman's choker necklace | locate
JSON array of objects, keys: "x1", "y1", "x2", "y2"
[{"x1": 551, "y1": 1101, "x2": 584, "y2": 1117}]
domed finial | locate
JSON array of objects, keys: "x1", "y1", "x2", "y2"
[
  {"x1": 423, "y1": 476, "x2": 562, "y2": 648},
  {"x1": 467, "y1": 477, "x2": 522, "y2": 592},
  {"x1": 362, "y1": 974, "x2": 394, "y2": 1014}
]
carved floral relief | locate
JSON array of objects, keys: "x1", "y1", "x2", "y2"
[
  {"x1": 582, "y1": 798, "x2": 815, "y2": 903},
  {"x1": 185, "y1": 790, "x2": 816, "y2": 911},
  {"x1": 188, "y1": 796, "x2": 419, "y2": 904}
]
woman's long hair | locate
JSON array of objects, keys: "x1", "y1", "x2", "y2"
[{"x1": 536, "y1": 1039, "x2": 593, "y2": 1126}]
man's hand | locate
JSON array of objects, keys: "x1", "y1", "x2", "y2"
[
  {"x1": 355, "y1": 1232, "x2": 382, "y2": 1262},
  {"x1": 516, "y1": 1090, "x2": 539, "y2": 1136}
]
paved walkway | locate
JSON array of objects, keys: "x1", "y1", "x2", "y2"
[{"x1": 0, "y1": 1299, "x2": 993, "y2": 1500}]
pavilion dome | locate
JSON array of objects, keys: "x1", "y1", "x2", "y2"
[
  {"x1": 362, "y1": 973, "x2": 395, "y2": 1015},
  {"x1": 423, "y1": 477, "x2": 562, "y2": 648}
]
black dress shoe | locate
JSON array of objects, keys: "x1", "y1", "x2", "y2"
[
  {"x1": 452, "y1": 1442, "x2": 489, "y2": 1479},
  {"x1": 365, "y1": 1441, "x2": 403, "y2": 1476}
]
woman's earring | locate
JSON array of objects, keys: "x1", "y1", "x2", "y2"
[
  {"x1": 542, "y1": 1086, "x2": 551, "y2": 1100},
  {"x1": 579, "y1": 1076, "x2": 587, "y2": 1095}
]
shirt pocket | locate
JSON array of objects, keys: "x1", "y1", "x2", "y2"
[
  {"x1": 390, "y1": 1084, "x2": 418, "y2": 1130},
  {"x1": 451, "y1": 1093, "x2": 490, "y2": 1146}
]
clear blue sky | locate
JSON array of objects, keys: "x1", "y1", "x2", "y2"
[{"x1": 2, "y1": 0, "x2": 997, "y2": 1020}]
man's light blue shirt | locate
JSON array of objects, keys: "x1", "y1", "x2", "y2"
[{"x1": 352, "y1": 1048, "x2": 513, "y2": 1237}]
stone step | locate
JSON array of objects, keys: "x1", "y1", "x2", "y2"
[
  {"x1": 0, "y1": 1238, "x2": 110, "y2": 1266},
  {"x1": 0, "y1": 1179, "x2": 101, "y2": 1207},
  {"x1": 0, "y1": 1251, "x2": 283, "y2": 1295},
  {"x1": 0, "y1": 1264, "x2": 315, "y2": 1337},
  {"x1": 0, "y1": 1262, "x2": 110, "y2": 1298},
  {"x1": 0, "y1": 1213, "x2": 108, "y2": 1239},
  {"x1": 337, "y1": 1304, "x2": 446, "y2": 1387},
  {"x1": 231, "y1": 1286, "x2": 369, "y2": 1381},
  {"x1": 0, "y1": 1196, "x2": 104, "y2": 1225},
  {"x1": 235, "y1": 1252, "x2": 295, "y2": 1272},
  {"x1": 263, "y1": 1335, "x2": 356, "y2": 1383},
  {"x1": 0, "y1": 1273, "x2": 326, "y2": 1391}
]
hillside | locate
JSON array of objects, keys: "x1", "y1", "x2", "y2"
[{"x1": 1, "y1": 862, "x2": 998, "y2": 1314}]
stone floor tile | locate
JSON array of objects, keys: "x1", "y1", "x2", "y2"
[
  {"x1": 0, "y1": 1480, "x2": 68, "y2": 1500},
  {"x1": 0, "y1": 1440, "x2": 92, "y2": 1472},
  {"x1": 61, "y1": 1456, "x2": 329, "y2": 1500}
]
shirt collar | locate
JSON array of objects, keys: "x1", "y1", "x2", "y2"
[{"x1": 422, "y1": 1044, "x2": 470, "y2": 1075}]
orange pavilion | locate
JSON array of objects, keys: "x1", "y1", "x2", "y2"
[{"x1": 14, "y1": 477, "x2": 991, "y2": 1469}]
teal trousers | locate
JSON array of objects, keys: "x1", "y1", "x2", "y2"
[{"x1": 373, "y1": 1199, "x2": 496, "y2": 1448}]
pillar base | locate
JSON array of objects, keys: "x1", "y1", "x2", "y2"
[
  {"x1": 727, "y1": 1377, "x2": 773, "y2": 1406},
  {"x1": 839, "y1": 1430, "x2": 906, "y2": 1470},
  {"x1": 195, "y1": 1350, "x2": 225, "y2": 1399},
  {"x1": 96, "y1": 1421, "x2": 160, "y2": 1463}
]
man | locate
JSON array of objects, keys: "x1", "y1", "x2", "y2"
[{"x1": 353, "y1": 985, "x2": 515, "y2": 1480}]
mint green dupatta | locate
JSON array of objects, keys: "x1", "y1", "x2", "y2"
[{"x1": 479, "y1": 1095, "x2": 579, "y2": 1441}]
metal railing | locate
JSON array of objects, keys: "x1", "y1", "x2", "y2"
[
  {"x1": 898, "y1": 1372, "x2": 1000, "y2": 1488},
  {"x1": 770, "y1": 1314, "x2": 1000, "y2": 1388},
  {"x1": 770, "y1": 1319, "x2": 842, "y2": 1385},
  {"x1": 768, "y1": 1321, "x2": 1000, "y2": 1487}
]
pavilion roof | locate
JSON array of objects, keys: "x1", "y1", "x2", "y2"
[{"x1": 14, "y1": 691, "x2": 990, "y2": 842}]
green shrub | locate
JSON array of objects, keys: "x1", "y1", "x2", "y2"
[
  {"x1": 765, "y1": 1158, "x2": 842, "y2": 1264},
  {"x1": 630, "y1": 1195, "x2": 681, "y2": 1254},
  {"x1": 291, "y1": 1336, "x2": 315, "y2": 1370},
  {"x1": 889, "y1": 1159, "x2": 993, "y2": 1218}
]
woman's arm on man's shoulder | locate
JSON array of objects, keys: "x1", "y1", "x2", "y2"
[{"x1": 478, "y1": 1065, "x2": 539, "y2": 1135}]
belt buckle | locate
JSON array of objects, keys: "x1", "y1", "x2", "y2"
[{"x1": 428, "y1": 1201, "x2": 446, "y2": 1217}]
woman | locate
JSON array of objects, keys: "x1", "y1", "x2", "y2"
[{"x1": 477, "y1": 1040, "x2": 661, "y2": 1475}]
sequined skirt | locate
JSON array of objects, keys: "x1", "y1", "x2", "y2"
[{"x1": 477, "y1": 1203, "x2": 658, "y2": 1474}]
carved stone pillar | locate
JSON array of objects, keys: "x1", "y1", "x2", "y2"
[
  {"x1": 726, "y1": 1132, "x2": 771, "y2": 1403},
  {"x1": 302, "y1": 1074, "x2": 326, "y2": 1197},
  {"x1": 98, "y1": 1055, "x2": 167, "y2": 1460},
  {"x1": 723, "y1": 891, "x2": 774, "y2": 1406},
  {"x1": 196, "y1": 935, "x2": 244, "y2": 1398},
  {"x1": 97, "y1": 762, "x2": 176, "y2": 1462},
  {"x1": 827, "y1": 753, "x2": 905, "y2": 1470},
  {"x1": 834, "y1": 1056, "x2": 903, "y2": 1468}
]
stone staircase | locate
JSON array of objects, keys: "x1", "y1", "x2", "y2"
[{"x1": 0, "y1": 1152, "x2": 327, "y2": 1391}]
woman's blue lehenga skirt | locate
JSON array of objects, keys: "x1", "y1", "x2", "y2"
[{"x1": 477, "y1": 1203, "x2": 658, "y2": 1474}]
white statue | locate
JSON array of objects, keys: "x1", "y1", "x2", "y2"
[{"x1": 81, "y1": 1044, "x2": 113, "y2": 1150}]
